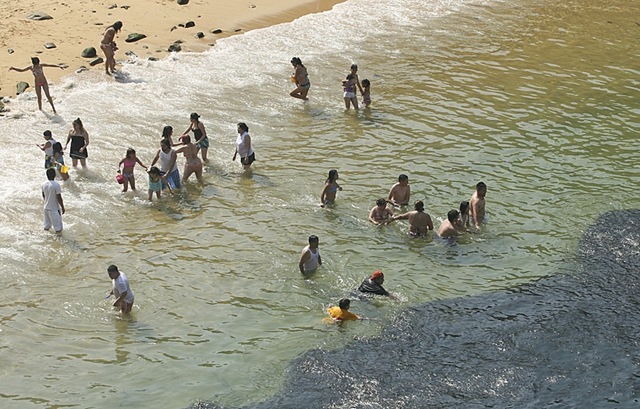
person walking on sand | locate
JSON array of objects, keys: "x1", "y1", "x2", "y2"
[
  {"x1": 469, "y1": 181, "x2": 487, "y2": 230},
  {"x1": 150, "y1": 138, "x2": 181, "y2": 190},
  {"x1": 64, "y1": 118, "x2": 89, "y2": 168},
  {"x1": 181, "y1": 113, "x2": 209, "y2": 162},
  {"x1": 107, "y1": 265, "x2": 134, "y2": 314},
  {"x1": 42, "y1": 168, "x2": 65, "y2": 234},
  {"x1": 387, "y1": 200, "x2": 434, "y2": 237},
  {"x1": 118, "y1": 148, "x2": 148, "y2": 192},
  {"x1": 38, "y1": 130, "x2": 57, "y2": 169},
  {"x1": 289, "y1": 57, "x2": 310, "y2": 100},
  {"x1": 101, "y1": 21, "x2": 123, "y2": 75},
  {"x1": 233, "y1": 122, "x2": 256, "y2": 171},
  {"x1": 299, "y1": 235, "x2": 322, "y2": 275},
  {"x1": 175, "y1": 135, "x2": 203, "y2": 183},
  {"x1": 9, "y1": 57, "x2": 66, "y2": 114}
]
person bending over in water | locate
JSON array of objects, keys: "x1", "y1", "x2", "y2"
[
  {"x1": 369, "y1": 198, "x2": 393, "y2": 225},
  {"x1": 438, "y1": 209, "x2": 460, "y2": 238},
  {"x1": 289, "y1": 57, "x2": 310, "y2": 100},
  {"x1": 320, "y1": 169, "x2": 342, "y2": 207},
  {"x1": 107, "y1": 264, "x2": 134, "y2": 314},
  {"x1": 387, "y1": 174, "x2": 411, "y2": 206},
  {"x1": 469, "y1": 181, "x2": 487, "y2": 230},
  {"x1": 9, "y1": 57, "x2": 66, "y2": 113},
  {"x1": 387, "y1": 200, "x2": 434, "y2": 237},
  {"x1": 101, "y1": 21, "x2": 122, "y2": 75},
  {"x1": 327, "y1": 298, "x2": 359, "y2": 322},
  {"x1": 357, "y1": 270, "x2": 397, "y2": 299}
]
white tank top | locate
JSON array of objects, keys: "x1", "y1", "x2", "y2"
[
  {"x1": 159, "y1": 148, "x2": 178, "y2": 173},
  {"x1": 303, "y1": 245, "x2": 320, "y2": 272},
  {"x1": 45, "y1": 139, "x2": 57, "y2": 157},
  {"x1": 236, "y1": 131, "x2": 254, "y2": 157}
]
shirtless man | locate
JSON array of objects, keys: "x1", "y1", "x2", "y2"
[
  {"x1": 437, "y1": 209, "x2": 460, "y2": 238},
  {"x1": 369, "y1": 198, "x2": 393, "y2": 225},
  {"x1": 469, "y1": 182, "x2": 487, "y2": 230},
  {"x1": 387, "y1": 174, "x2": 410, "y2": 206},
  {"x1": 387, "y1": 200, "x2": 433, "y2": 237},
  {"x1": 101, "y1": 21, "x2": 123, "y2": 75}
]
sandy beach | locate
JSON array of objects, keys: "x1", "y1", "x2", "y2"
[{"x1": 1, "y1": 0, "x2": 343, "y2": 100}]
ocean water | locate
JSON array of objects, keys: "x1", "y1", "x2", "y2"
[{"x1": 0, "y1": 0, "x2": 638, "y2": 407}]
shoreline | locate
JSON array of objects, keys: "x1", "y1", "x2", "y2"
[{"x1": 1, "y1": 0, "x2": 344, "y2": 101}]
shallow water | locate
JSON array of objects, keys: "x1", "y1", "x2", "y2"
[{"x1": 0, "y1": 0, "x2": 638, "y2": 407}]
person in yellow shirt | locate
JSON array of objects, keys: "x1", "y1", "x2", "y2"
[{"x1": 327, "y1": 298, "x2": 359, "y2": 322}]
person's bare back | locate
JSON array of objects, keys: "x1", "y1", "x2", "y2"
[{"x1": 408, "y1": 211, "x2": 433, "y2": 236}]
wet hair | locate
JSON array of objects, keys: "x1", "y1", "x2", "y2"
[
  {"x1": 162, "y1": 126, "x2": 173, "y2": 139},
  {"x1": 149, "y1": 166, "x2": 162, "y2": 175},
  {"x1": 46, "y1": 168, "x2": 56, "y2": 180},
  {"x1": 31, "y1": 57, "x2": 40, "y2": 65},
  {"x1": 160, "y1": 138, "x2": 171, "y2": 148},
  {"x1": 111, "y1": 21, "x2": 123, "y2": 32},
  {"x1": 181, "y1": 134, "x2": 191, "y2": 144},
  {"x1": 362, "y1": 79, "x2": 370, "y2": 88},
  {"x1": 126, "y1": 148, "x2": 136, "y2": 158},
  {"x1": 308, "y1": 235, "x2": 319, "y2": 245},
  {"x1": 52, "y1": 142, "x2": 63, "y2": 154},
  {"x1": 107, "y1": 264, "x2": 119, "y2": 272},
  {"x1": 414, "y1": 200, "x2": 424, "y2": 212},
  {"x1": 190, "y1": 112, "x2": 200, "y2": 121},
  {"x1": 399, "y1": 174, "x2": 408, "y2": 182},
  {"x1": 376, "y1": 198, "x2": 387, "y2": 206},
  {"x1": 459, "y1": 201, "x2": 470, "y2": 215},
  {"x1": 72, "y1": 118, "x2": 84, "y2": 130},
  {"x1": 237, "y1": 122, "x2": 249, "y2": 133},
  {"x1": 477, "y1": 181, "x2": 487, "y2": 190},
  {"x1": 350, "y1": 64, "x2": 358, "y2": 71},
  {"x1": 338, "y1": 299, "x2": 351, "y2": 309},
  {"x1": 447, "y1": 209, "x2": 460, "y2": 223},
  {"x1": 326, "y1": 169, "x2": 339, "y2": 184}
]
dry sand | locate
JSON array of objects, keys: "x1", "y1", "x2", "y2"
[{"x1": 1, "y1": 0, "x2": 344, "y2": 99}]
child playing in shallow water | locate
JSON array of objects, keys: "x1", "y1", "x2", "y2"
[
  {"x1": 118, "y1": 148, "x2": 147, "y2": 192},
  {"x1": 147, "y1": 166, "x2": 172, "y2": 201},
  {"x1": 361, "y1": 79, "x2": 371, "y2": 107},
  {"x1": 320, "y1": 169, "x2": 342, "y2": 207},
  {"x1": 52, "y1": 142, "x2": 69, "y2": 181}
]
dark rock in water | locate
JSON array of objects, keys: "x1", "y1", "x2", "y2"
[
  {"x1": 194, "y1": 32, "x2": 204, "y2": 39},
  {"x1": 76, "y1": 66, "x2": 88, "y2": 73},
  {"x1": 7, "y1": 48, "x2": 14, "y2": 54},
  {"x1": 121, "y1": 5, "x2": 130, "y2": 9},
  {"x1": 234, "y1": 28, "x2": 242, "y2": 32},
  {"x1": 185, "y1": 21, "x2": 195, "y2": 28},
  {"x1": 108, "y1": 3, "x2": 117, "y2": 9},
  {"x1": 125, "y1": 50, "x2": 137, "y2": 57},
  {"x1": 178, "y1": 23, "x2": 185, "y2": 28},
  {"x1": 81, "y1": 47, "x2": 97, "y2": 58},
  {"x1": 148, "y1": 57, "x2": 158, "y2": 61},
  {"x1": 211, "y1": 28, "x2": 222, "y2": 34},
  {"x1": 168, "y1": 43, "x2": 182, "y2": 52},
  {"x1": 89, "y1": 57, "x2": 104, "y2": 66},
  {"x1": 16, "y1": 81, "x2": 29, "y2": 95},
  {"x1": 192, "y1": 209, "x2": 640, "y2": 409},
  {"x1": 173, "y1": 39, "x2": 184, "y2": 44},
  {"x1": 177, "y1": 0, "x2": 189, "y2": 4},
  {"x1": 44, "y1": 43, "x2": 56, "y2": 49},
  {"x1": 170, "y1": 26, "x2": 178, "y2": 32},
  {"x1": 27, "y1": 12, "x2": 53, "y2": 21},
  {"x1": 141, "y1": 45, "x2": 148, "y2": 49},
  {"x1": 125, "y1": 33, "x2": 146, "y2": 43}
]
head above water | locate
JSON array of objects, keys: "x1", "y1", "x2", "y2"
[
  {"x1": 107, "y1": 264, "x2": 120, "y2": 278},
  {"x1": 308, "y1": 235, "x2": 319, "y2": 247},
  {"x1": 290, "y1": 57, "x2": 303, "y2": 66},
  {"x1": 126, "y1": 148, "x2": 136, "y2": 158},
  {"x1": 398, "y1": 174, "x2": 409, "y2": 184},
  {"x1": 339, "y1": 298, "x2": 351, "y2": 310},
  {"x1": 237, "y1": 122, "x2": 249, "y2": 133},
  {"x1": 362, "y1": 79, "x2": 370, "y2": 88},
  {"x1": 376, "y1": 198, "x2": 387, "y2": 207},
  {"x1": 327, "y1": 169, "x2": 339, "y2": 183},
  {"x1": 371, "y1": 270, "x2": 384, "y2": 283},
  {"x1": 149, "y1": 166, "x2": 162, "y2": 175},
  {"x1": 31, "y1": 57, "x2": 40, "y2": 66},
  {"x1": 72, "y1": 118, "x2": 84, "y2": 131},
  {"x1": 111, "y1": 21, "x2": 123, "y2": 32},
  {"x1": 181, "y1": 134, "x2": 191, "y2": 144},
  {"x1": 414, "y1": 200, "x2": 424, "y2": 212},
  {"x1": 190, "y1": 112, "x2": 200, "y2": 122},
  {"x1": 459, "y1": 201, "x2": 470, "y2": 215},
  {"x1": 43, "y1": 130, "x2": 52, "y2": 140},
  {"x1": 447, "y1": 209, "x2": 460, "y2": 223},
  {"x1": 46, "y1": 168, "x2": 56, "y2": 180},
  {"x1": 350, "y1": 64, "x2": 358, "y2": 71},
  {"x1": 162, "y1": 125, "x2": 173, "y2": 139}
]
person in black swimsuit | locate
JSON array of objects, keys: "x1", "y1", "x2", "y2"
[{"x1": 64, "y1": 118, "x2": 89, "y2": 167}]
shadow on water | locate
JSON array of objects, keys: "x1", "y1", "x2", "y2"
[{"x1": 191, "y1": 210, "x2": 640, "y2": 409}]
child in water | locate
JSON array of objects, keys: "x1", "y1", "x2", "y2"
[
  {"x1": 457, "y1": 201, "x2": 470, "y2": 230},
  {"x1": 118, "y1": 148, "x2": 147, "y2": 192},
  {"x1": 147, "y1": 166, "x2": 172, "y2": 201},
  {"x1": 361, "y1": 79, "x2": 371, "y2": 107},
  {"x1": 320, "y1": 169, "x2": 342, "y2": 207},
  {"x1": 52, "y1": 142, "x2": 69, "y2": 181}
]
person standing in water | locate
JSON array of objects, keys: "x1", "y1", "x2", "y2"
[
  {"x1": 42, "y1": 168, "x2": 65, "y2": 234},
  {"x1": 320, "y1": 169, "x2": 342, "y2": 207},
  {"x1": 387, "y1": 174, "x2": 411, "y2": 206},
  {"x1": 299, "y1": 235, "x2": 322, "y2": 275},
  {"x1": 9, "y1": 57, "x2": 66, "y2": 113},
  {"x1": 118, "y1": 148, "x2": 148, "y2": 192},
  {"x1": 469, "y1": 182, "x2": 487, "y2": 230},
  {"x1": 342, "y1": 74, "x2": 359, "y2": 110},
  {"x1": 64, "y1": 118, "x2": 89, "y2": 167},
  {"x1": 107, "y1": 265, "x2": 134, "y2": 314},
  {"x1": 38, "y1": 130, "x2": 57, "y2": 169},
  {"x1": 232, "y1": 122, "x2": 255, "y2": 171},
  {"x1": 182, "y1": 113, "x2": 209, "y2": 162},
  {"x1": 175, "y1": 135, "x2": 203, "y2": 183},
  {"x1": 289, "y1": 57, "x2": 310, "y2": 100},
  {"x1": 369, "y1": 198, "x2": 394, "y2": 225},
  {"x1": 150, "y1": 138, "x2": 181, "y2": 191},
  {"x1": 437, "y1": 209, "x2": 460, "y2": 238},
  {"x1": 387, "y1": 200, "x2": 434, "y2": 237},
  {"x1": 101, "y1": 21, "x2": 122, "y2": 75}
]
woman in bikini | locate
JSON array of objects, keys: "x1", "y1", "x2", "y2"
[
  {"x1": 320, "y1": 169, "x2": 342, "y2": 207},
  {"x1": 101, "y1": 21, "x2": 123, "y2": 75},
  {"x1": 118, "y1": 148, "x2": 148, "y2": 192},
  {"x1": 64, "y1": 118, "x2": 90, "y2": 167},
  {"x1": 289, "y1": 57, "x2": 310, "y2": 100},
  {"x1": 9, "y1": 57, "x2": 66, "y2": 113},
  {"x1": 175, "y1": 135, "x2": 203, "y2": 183}
]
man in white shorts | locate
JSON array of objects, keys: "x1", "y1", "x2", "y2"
[{"x1": 42, "y1": 168, "x2": 65, "y2": 233}]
